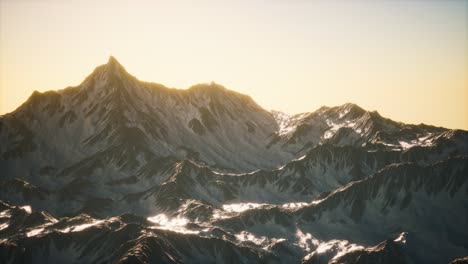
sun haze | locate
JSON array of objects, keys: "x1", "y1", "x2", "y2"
[{"x1": 1, "y1": 0, "x2": 467, "y2": 129}]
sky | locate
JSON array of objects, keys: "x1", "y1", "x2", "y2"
[{"x1": 1, "y1": 0, "x2": 467, "y2": 129}]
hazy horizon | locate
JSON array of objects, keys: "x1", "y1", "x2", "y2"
[{"x1": 1, "y1": 0, "x2": 467, "y2": 129}]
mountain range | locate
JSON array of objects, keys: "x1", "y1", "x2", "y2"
[{"x1": 1, "y1": 57, "x2": 467, "y2": 264}]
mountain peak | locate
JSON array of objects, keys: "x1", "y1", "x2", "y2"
[
  {"x1": 107, "y1": 55, "x2": 120, "y2": 66},
  {"x1": 335, "y1": 103, "x2": 366, "y2": 118},
  {"x1": 339, "y1": 102, "x2": 364, "y2": 111},
  {"x1": 73, "y1": 56, "x2": 134, "y2": 96},
  {"x1": 105, "y1": 56, "x2": 126, "y2": 75}
]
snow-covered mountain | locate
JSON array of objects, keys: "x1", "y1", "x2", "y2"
[{"x1": 1, "y1": 57, "x2": 467, "y2": 263}]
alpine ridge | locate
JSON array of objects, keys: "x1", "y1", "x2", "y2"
[{"x1": 1, "y1": 57, "x2": 467, "y2": 264}]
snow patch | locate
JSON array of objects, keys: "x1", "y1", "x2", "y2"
[
  {"x1": 394, "y1": 232, "x2": 407, "y2": 244},
  {"x1": 282, "y1": 202, "x2": 308, "y2": 209},
  {"x1": 222, "y1": 203, "x2": 268, "y2": 213},
  {"x1": 0, "y1": 210, "x2": 10, "y2": 218},
  {"x1": 27, "y1": 227, "x2": 45, "y2": 237},
  {"x1": 296, "y1": 229, "x2": 319, "y2": 251},
  {"x1": 272, "y1": 111, "x2": 294, "y2": 136},
  {"x1": 0, "y1": 222, "x2": 9, "y2": 231},
  {"x1": 59, "y1": 220, "x2": 105, "y2": 233},
  {"x1": 235, "y1": 231, "x2": 269, "y2": 246},
  {"x1": 147, "y1": 214, "x2": 197, "y2": 234},
  {"x1": 312, "y1": 239, "x2": 365, "y2": 261},
  {"x1": 21, "y1": 205, "x2": 32, "y2": 214}
]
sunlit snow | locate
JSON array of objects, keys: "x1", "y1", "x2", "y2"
[
  {"x1": 21, "y1": 205, "x2": 32, "y2": 214},
  {"x1": 147, "y1": 214, "x2": 198, "y2": 234},
  {"x1": 235, "y1": 231, "x2": 269, "y2": 246},
  {"x1": 0, "y1": 210, "x2": 10, "y2": 218},
  {"x1": 394, "y1": 232, "x2": 408, "y2": 244},
  {"x1": 282, "y1": 202, "x2": 308, "y2": 209},
  {"x1": 296, "y1": 229, "x2": 318, "y2": 251},
  {"x1": 314, "y1": 239, "x2": 365, "y2": 260},
  {"x1": 59, "y1": 220, "x2": 105, "y2": 233},
  {"x1": 0, "y1": 223, "x2": 9, "y2": 231},
  {"x1": 27, "y1": 227, "x2": 45, "y2": 237},
  {"x1": 222, "y1": 203, "x2": 268, "y2": 213}
]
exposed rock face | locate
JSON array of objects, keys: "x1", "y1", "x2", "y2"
[{"x1": 1, "y1": 57, "x2": 467, "y2": 263}]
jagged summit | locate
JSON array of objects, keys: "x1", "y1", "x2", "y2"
[
  {"x1": 102, "y1": 55, "x2": 129, "y2": 78},
  {"x1": 104, "y1": 56, "x2": 126, "y2": 75},
  {"x1": 107, "y1": 55, "x2": 120, "y2": 65},
  {"x1": 80, "y1": 56, "x2": 131, "y2": 86}
]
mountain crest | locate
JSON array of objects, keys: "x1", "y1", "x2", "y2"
[
  {"x1": 102, "y1": 56, "x2": 131, "y2": 83},
  {"x1": 75, "y1": 56, "x2": 137, "y2": 99},
  {"x1": 107, "y1": 55, "x2": 120, "y2": 65},
  {"x1": 105, "y1": 56, "x2": 126, "y2": 76}
]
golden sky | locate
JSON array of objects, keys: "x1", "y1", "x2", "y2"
[{"x1": 1, "y1": 0, "x2": 467, "y2": 129}]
